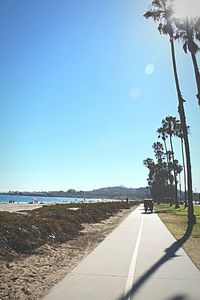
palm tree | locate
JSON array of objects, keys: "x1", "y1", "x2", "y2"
[
  {"x1": 144, "y1": 0, "x2": 196, "y2": 224},
  {"x1": 157, "y1": 126, "x2": 169, "y2": 162},
  {"x1": 174, "y1": 120, "x2": 189, "y2": 207},
  {"x1": 143, "y1": 156, "x2": 169, "y2": 202},
  {"x1": 152, "y1": 141, "x2": 165, "y2": 163},
  {"x1": 175, "y1": 17, "x2": 200, "y2": 105},
  {"x1": 161, "y1": 116, "x2": 179, "y2": 207},
  {"x1": 153, "y1": 141, "x2": 173, "y2": 202},
  {"x1": 177, "y1": 163, "x2": 183, "y2": 198},
  {"x1": 157, "y1": 125, "x2": 172, "y2": 204}
]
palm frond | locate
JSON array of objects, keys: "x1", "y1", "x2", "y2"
[
  {"x1": 183, "y1": 42, "x2": 188, "y2": 53},
  {"x1": 193, "y1": 17, "x2": 200, "y2": 32},
  {"x1": 188, "y1": 41, "x2": 199, "y2": 54},
  {"x1": 143, "y1": 10, "x2": 163, "y2": 21},
  {"x1": 152, "y1": 0, "x2": 163, "y2": 9},
  {"x1": 158, "y1": 23, "x2": 163, "y2": 34},
  {"x1": 196, "y1": 33, "x2": 200, "y2": 42},
  {"x1": 162, "y1": 22, "x2": 173, "y2": 36}
]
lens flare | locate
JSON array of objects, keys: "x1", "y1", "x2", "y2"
[{"x1": 173, "y1": 0, "x2": 200, "y2": 19}]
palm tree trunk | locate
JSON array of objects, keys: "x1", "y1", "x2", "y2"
[
  {"x1": 163, "y1": 138, "x2": 172, "y2": 203},
  {"x1": 186, "y1": 18, "x2": 200, "y2": 106},
  {"x1": 179, "y1": 172, "x2": 182, "y2": 201},
  {"x1": 181, "y1": 137, "x2": 187, "y2": 207},
  {"x1": 190, "y1": 51, "x2": 200, "y2": 105},
  {"x1": 169, "y1": 135, "x2": 179, "y2": 208},
  {"x1": 163, "y1": 139, "x2": 168, "y2": 162},
  {"x1": 170, "y1": 38, "x2": 196, "y2": 224}
]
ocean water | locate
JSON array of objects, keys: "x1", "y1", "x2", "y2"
[{"x1": 0, "y1": 194, "x2": 101, "y2": 204}]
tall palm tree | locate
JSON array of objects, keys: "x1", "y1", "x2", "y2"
[
  {"x1": 175, "y1": 17, "x2": 200, "y2": 105},
  {"x1": 174, "y1": 120, "x2": 189, "y2": 207},
  {"x1": 161, "y1": 116, "x2": 179, "y2": 208},
  {"x1": 143, "y1": 155, "x2": 169, "y2": 201},
  {"x1": 175, "y1": 161, "x2": 183, "y2": 201},
  {"x1": 157, "y1": 126, "x2": 169, "y2": 162},
  {"x1": 157, "y1": 125, "x2": 172, "y2": 204},
  {"x1": 144, "y1": 0, "x2": 196, "y2": 224},
  {"x1": 152, "y1": 141, "x2": 165, "y2": 163}
]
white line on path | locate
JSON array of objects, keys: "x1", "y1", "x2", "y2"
[{"x1": 123, "y1": 213, "x2": 143, "y2": 300}]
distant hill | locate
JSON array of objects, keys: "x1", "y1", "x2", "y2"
[
  {"x1": 2, "y1": 186, "x2": 150, "y2": 199},
  {"x1": 86, "y1": 186, "x2": 150, "y2": 199}
]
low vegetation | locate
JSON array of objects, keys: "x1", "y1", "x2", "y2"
[
  {"x1": 155, "y1": 204, "x2": 200, "y2": 270},
  {"x1": 0, "y1": 201, "x2": 138, "y2": 262}
]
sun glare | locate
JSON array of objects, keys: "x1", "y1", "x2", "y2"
[{"x1": 173, "y1": 0, "x2": 200, "y2": 19}]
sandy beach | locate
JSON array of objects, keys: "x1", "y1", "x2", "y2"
[
  {"x1": 0, "y1": 199, "x2": 121, "y2": 213},
  {"x1": 0, "y1": 202, "x2": 54, "y2": 213},
  {"x1": 0, "y1": 203, "x2": 136, "y2": 300}
]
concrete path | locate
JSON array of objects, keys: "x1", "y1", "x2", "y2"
[{"x1": 44, "y1": 205, "x2": 200, "y2": 300}]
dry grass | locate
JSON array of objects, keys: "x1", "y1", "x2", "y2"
[
  {"x1": 0, "y1": 201, "x2": 138, "y2": 261},
  {"x1": 155, "y1": 204, "x2": 200, "y2": 271},
  {"x1": 0, "y1": 204, "x2": 138, "y2": 300}
]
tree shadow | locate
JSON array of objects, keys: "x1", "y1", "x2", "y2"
[
  {"x1": 167, "y1": 295, "x2": 187, "y2": 300},
  {"x1": 117, "y1": 220, "x2": 194, "y2": 300}
]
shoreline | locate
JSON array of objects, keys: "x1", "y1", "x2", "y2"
[
  {"x1": 0, "y1": 199, "x2": 125, "y2": 213},
  {"x1": 0, "y1": 202, "x2": 53, "y2": 213}
]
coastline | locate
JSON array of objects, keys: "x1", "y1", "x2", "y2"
[
  {"x1": 0, "y1": 202, "x2": 53, "y2": 213},
  {"x1": 0, "y1": 199, "x2": 122, "y2": 213}
]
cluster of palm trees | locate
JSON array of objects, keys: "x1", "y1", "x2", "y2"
[
  {"x1": 143, "y1": 0, "x2": 200, "y2": 225},
  {"x1": 144, "y1": 116, "x2": 186, "y2": 208}
]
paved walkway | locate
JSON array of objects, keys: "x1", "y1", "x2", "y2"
[{"x1": 44, "y1": 205, "x2": 200, "y2": 300}]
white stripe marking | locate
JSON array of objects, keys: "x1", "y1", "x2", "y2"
[{"x1": 124, "y1": 214, "x2": 143, "y2": 300}]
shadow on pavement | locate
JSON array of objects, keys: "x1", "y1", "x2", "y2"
[
  {"x1": 117, "y1": 219, "x2": 194, "y2": 300},
  {"x1": 167, "y1": 295, "x2": 188, "y2": 300}
]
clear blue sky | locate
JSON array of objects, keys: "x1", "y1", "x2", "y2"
[{"x1": 0, "y1": 0, "x2": 199, "y2": 192}]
